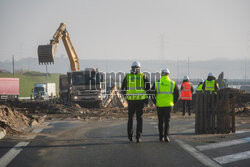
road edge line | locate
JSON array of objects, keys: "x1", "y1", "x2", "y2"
[
  {"x1": 176, "y1": 139, "x2": 221, "y2": 167},
  {"x1": 0, "y1": 127, "x2": 45, "y2": 167}
]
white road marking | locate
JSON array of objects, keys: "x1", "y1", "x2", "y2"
[
  {"x1": 0, "y1": 142, "x2": 30, "y2": 167},
  {"x1": 0, "y1": 128, "x2": 45, "y2": 167},
  {"x1": 196, "y1": 137, "x2": 250, "y2": 151},
  {"x1": 214, "y1": 151, "x2": 250, "y2": 164},
  {"x1": 154, "y1": 126, "x2": 158, "y2": 129},
  {"x1": 236, "y1": 130, "x2": 250, "y2": 134},
  {"x1": 176, "y1": 139, "x2": 221, "y2": 167},
  {"x1": 149, "y1": 122, "x2": 157, "y2": 125}
]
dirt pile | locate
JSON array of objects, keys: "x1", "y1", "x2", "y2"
[
  {"x1": 0, "y1": 105, "x2": 30, "y2": 134},
  {"x1": 236, "y1": 107, "x2": 250, "y2": 116}
]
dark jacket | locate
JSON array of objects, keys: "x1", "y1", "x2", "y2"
[
  {"x1": 121, "y1": 72, "x2": 150, "y2": 99},
  {"x1": 202, "y1": 76, "x2": 219, "y2": 92},
  {"x1": 180, "y1": 80, "x2": 194, "y2": 93},
  {"x1": 150, "y1": 78, "x2": 179, "y2": 105}
]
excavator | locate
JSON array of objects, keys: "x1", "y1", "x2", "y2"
[{"x1": 38, "y1": 23, "x2": 105, "y2": 107}]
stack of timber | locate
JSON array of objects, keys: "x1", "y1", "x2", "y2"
[{"x1": 195, "y1": 88, "x2": 238, "y2": 134}]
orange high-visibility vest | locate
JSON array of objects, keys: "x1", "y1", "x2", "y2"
[{"x1": 180, "y1": 82, "x2": 192, "y2": 100}]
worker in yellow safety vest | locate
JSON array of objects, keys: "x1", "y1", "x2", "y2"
[
  {"x1": 151, "y1": 68, "x2": 179, "y2": 142},
  {"x1": 202, "y1": 73, "x2": 219, "y2": 94},
  {"x1": 196, "y1": 79, "x2": 204, "y2": 93},
  {"x1": 121, "y1": 61, "x2": 150, "y2": 143}
]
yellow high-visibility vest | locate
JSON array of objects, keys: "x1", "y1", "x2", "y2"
[
  {"x1": 155, "y1": 76, "x2": 175, "y2": 107},
  {"x1": 126, "y1": 73, "x2": 147, "y2": 100},
  {"x1": 205, "y1": 80, "x2": 215, "y2": 91},
  {"x1": 196, "y1": 83, "x2": 203, "y2": 92}
]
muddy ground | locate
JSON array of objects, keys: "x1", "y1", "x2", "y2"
[{"x1": 0, "y1": 99, "x2": 249, "y2": 137}]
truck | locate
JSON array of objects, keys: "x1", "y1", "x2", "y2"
[
  {"x1": 34, "y1": 83, "x2": 56, "y2": 100},
  {"x1": 0, "y1": 78, "x2": 19, "y2": 100},
  {"x1": 59, "y1": 75, "x2": 69, "y2": 103},
  {"x1": 67, "y1": 68, "x2": 105, "y2": 107},
  {"x1": 38, "y1": 23, "x2": 106, "y2": 107}
]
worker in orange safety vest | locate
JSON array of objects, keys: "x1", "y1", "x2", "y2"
[{"x1": 180, "y1": 75, "x2": 194, "y2": 116}]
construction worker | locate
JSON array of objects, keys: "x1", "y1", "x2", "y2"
[
  {"x1": 121, "y1": 61, "x2": 150, "y2": 143},
  {"x1": 202, "y1": 73, "x2": 219, "y2": 94},
  {"x1": 196, "y1": 79, "x2": 204, "y2": 93},
  {"x1": 180, "y1": 75, "x2": 194, "y2": 116},
  {"x1": 151, "y1": 68, "x2": 179, "y2": 142}
]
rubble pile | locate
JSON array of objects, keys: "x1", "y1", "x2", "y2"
[{"x1": 0, "y1": 105, "x2": 30, "y2": 134}]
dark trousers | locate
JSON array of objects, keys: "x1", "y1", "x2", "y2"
[
  {"x1": 157, "y1": 107, "x2": 172, "y2": 138},
  {"x1": 127, "y1": 100, "x2": 144, "y2": 139},
  {"x1": 182, "y1": 100, "x2": 191, "y2": 115}
]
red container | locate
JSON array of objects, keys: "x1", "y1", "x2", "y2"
[{"x1": 0, "y1": 78, "x2": 19, "y2": 95}]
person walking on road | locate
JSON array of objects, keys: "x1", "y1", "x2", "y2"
[
  {"x1": 151, "y1": 68, "x2": 179, "y2": 142},
  {"x1": 121, "y1": 61, "x2": 150, "y2": 143},
  {"x1": 180, "y1": 75, "x2": 194, "y2": 116},
  {"x1": 202, "y1": 73, "x2": 219, "y2": 94}
]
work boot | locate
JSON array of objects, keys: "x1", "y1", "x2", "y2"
[
  {"x1": 136, "y1": 138, "x2": 141, "y2": 143},
  {"x1": 128, "y1": 136, "x2": 133, "y2": 142},
  {"x1": 159, "y1": 137, "x2": 164, "y2": 142},
  {"x1": 164, "y1": 136, "x2": 170, "y2": 143}
]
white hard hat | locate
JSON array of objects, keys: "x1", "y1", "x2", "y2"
[
  {"x1": 200, "y1": 79, "x2": 204, "y2": 83},
  {"x1": 131, "y1": 61, "x2": 141, "y2": 68},
  {"x1": 161, "y1": 68, "x2": 170, "y2": 75},
  {"x1": 208, "y1": 72, "x2": 214, "y2": 77},
  {"x1": 183, "y1": 75, "x2": 189, "y2": 80}
]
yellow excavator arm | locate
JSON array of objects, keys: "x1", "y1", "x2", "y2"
[{"x1": 38, "y1": 23, "x2": 80, "y2": 71}]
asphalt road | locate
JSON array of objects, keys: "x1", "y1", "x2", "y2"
[{"x1": 0, "y1": 116, "x2": 250, "y2": 167}]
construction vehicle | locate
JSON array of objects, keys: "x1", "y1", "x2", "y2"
[
  {"x1": 217, "y1": 72, "x2": 228, "y2": 89},
  {"x1": 38, "y1": 23, "x2": 105, "y2": 107},
  {"x1": 34, "y1": 83, "x2": 56, "y2": 100}
]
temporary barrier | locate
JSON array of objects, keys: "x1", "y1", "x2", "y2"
[{"x1": 195, "y1": 89, "x2": 236, "y2": 134}]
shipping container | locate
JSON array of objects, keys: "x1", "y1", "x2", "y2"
[{"x1": 0, "y1": 78, "x2": 19, "y2": 100}]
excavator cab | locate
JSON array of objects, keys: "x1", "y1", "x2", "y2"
[{"x1": 38, "y1": 44, "x2": 57, "y2": 64}]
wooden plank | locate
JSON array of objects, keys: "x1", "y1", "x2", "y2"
[
  {"x1": 204, "y1": 92, "x2": 208, "y2": 133},
  {"x1": 199, "y1": 93, "x2": 204, "y2": 134},
  {"x1": 215, "y1": 93, "x2": 219, "y2": 133},
  {"x1": 228, "y1": 96, "x2": 232, "y2": 133},
  {"x1": 232, "y1": 95, "x2": 236, "y2": 133},
  {"x1": 220, "y1": 91, "x2": 225, "y2": 133},
  {"x1": 216, "y1": 92, "x2": 221, "y2": 133},
  {"x1": 195, "y1": 93, "x2": 200, "y2": 134},
  {"x1": 225, "y1": 92, "x2": 229, "y2": 133},
  {"x1": 211, "y1": 93, "x2": 215, "y2": 133},
  {"x1": 207, "y1": 93, "x2": 211, "y2": 133}
]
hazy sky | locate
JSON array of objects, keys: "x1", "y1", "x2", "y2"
[{"x1": 0, "y1": 0, "x2": 250, "y2": 62}]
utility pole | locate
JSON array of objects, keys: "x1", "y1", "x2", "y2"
[
  {"x1": 247, "y1": 32, "x2": 250, "y2": 84},
  {"x1": 177, "y1": 57, "x2": 179, "y2": 83},
  {"x1": 245, "y1": 57, "x2": 247, "y2": 83},
  {"x1": 12, "y1": 55, "x2": 15, "y2": 78}
]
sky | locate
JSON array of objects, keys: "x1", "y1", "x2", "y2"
[{"x1": 0, "y1": 0, "x2": 250, "y2": 62}]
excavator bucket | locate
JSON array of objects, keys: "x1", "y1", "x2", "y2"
[{"x1": 37, "y1": 44, "x2": 57, "y2": 64}]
